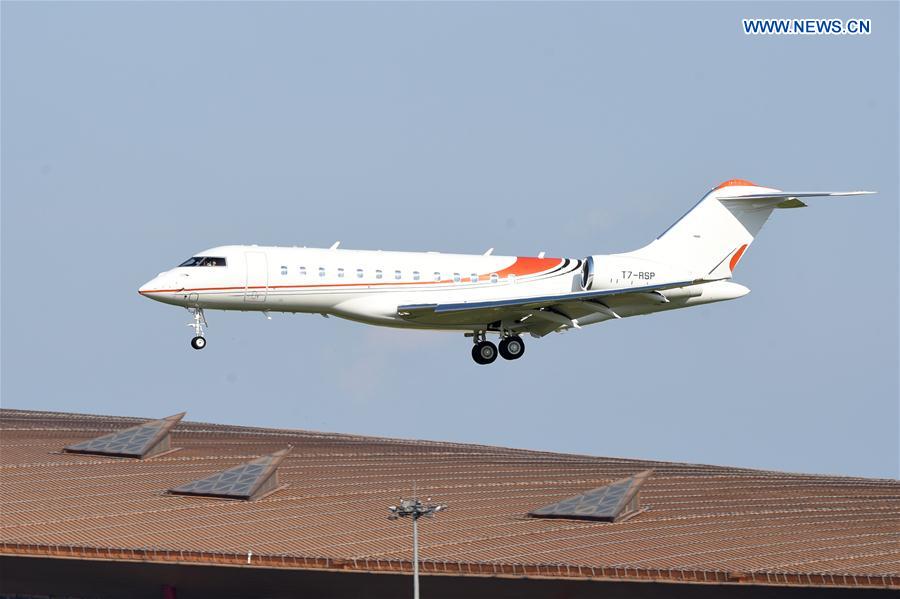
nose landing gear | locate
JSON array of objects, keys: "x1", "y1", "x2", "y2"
[{"x1": 188, "y1": 307, "x2": 208, "y2": 350}]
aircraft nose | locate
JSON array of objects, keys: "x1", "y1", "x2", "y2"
[
  {"x1": 138, "y1": 279, "x2": 154, "y2": 296},
  {"x1": 138, "y1": 274, "x2": 166, "y2": 296}
]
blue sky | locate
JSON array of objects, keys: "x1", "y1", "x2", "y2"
[{"x1": 2, "y1": 2, "x2": 897, "y2": 478}]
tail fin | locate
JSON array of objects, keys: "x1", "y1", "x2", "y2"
[{"x1": 629, "y1": 179, "x2": 874, "y2": 280}]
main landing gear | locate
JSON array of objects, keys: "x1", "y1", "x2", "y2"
[
  {"x1": 470, "y1": 332, "x2": 525, "y2": 365},
  {"x1": 188, "y1": 307, "x2": 207, "y2": 350},
  {"x1": 472, "y1": 339, "x2": 497, "y2": 365},
  {"x1": 498, "y1": 335, "x2": 525, "y2": 360}
]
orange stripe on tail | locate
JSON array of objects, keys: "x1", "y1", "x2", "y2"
[
  {"x1": 716, "y1": 179, "x2": 758, "y2": 190},
  {"x1": 729, "y1": 244, "x2": 749, "y2": 272}
]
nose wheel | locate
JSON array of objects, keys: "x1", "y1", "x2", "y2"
[{"x1": 187, "y1": 307, "x2": 208, "y2": 350}]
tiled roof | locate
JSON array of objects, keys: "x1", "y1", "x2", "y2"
[{"x1": 1, "y1": 409, "x2": 897, "y2": 589}]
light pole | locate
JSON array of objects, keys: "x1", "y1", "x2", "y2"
[{"x1": 388, "y1": 496, "x2": 447, "y2": 599}]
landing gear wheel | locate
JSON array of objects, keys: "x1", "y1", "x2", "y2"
[
  {"x1": 472, "y1": 341, "x2": 498, "y2": 365},
  {"x1": 187, "y1": 307, "x2": 208, "y2": 350},
  {"x1": 498, "y1": 336, "x2": 525, "y2": 360}
]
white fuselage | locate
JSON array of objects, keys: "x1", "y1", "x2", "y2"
[
  {"x1": 137, "y1": 180, "x2": 871, "y2": 359},
  {"x1": 138, "y1": 245, "x2": 747, "y2": 332}
]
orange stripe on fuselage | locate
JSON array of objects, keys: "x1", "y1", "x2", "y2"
[
  {"x1": 139, "y1": 256, "x2": 565, "y2": 295},
  {"x1": 494, "y1": 256, "x2": 563, "y2": 278}
]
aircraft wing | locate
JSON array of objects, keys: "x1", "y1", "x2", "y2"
[{"x1": 396, "y1": 279, "x2": 694, "y2": 336}]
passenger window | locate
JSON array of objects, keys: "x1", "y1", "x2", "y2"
[
  {"x1": 490, "y1": 273, "x2": 499, "y2": 283},
  {"x1": 433, "y1": 272, "x2": 441, "y2": 282},
  {"x1": 280, "y1": 266, "x2": 288, "y2": 276},
  {"x1": 319, "y1": 267, "x2": 326, "y2": 277},
  {"x1": 356, "y1": 268, "x2": 364, "y2": 278},
  {"x1": 376, "y1": 269, "x2": 383, "y2": 279},
  {"x1": 453, "y1": 273, "x2": 461, "y2": 283},
  {"x1": 470, "y1": 273, "x2": 478, "y2": 283},
  {"x1": 299, "y1": 266, "x2": 307, "y2": 276},
  {"x1": 394, "y1": 270, "x2": 402, "y2": 280},
  {"x1": 413, "y1": 271, "x2": 421, "y2": 281},
  {"x1": 337, "y1": 268, "x2": 345, "y2": 278}
]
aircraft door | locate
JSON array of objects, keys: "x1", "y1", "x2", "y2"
[{"x1": 244, "y1": 251, "x2": 268, "y2": 302}]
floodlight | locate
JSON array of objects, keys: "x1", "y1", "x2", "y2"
[{"x1": 387, "y1": 495, "x2": 447, "y2": 599}]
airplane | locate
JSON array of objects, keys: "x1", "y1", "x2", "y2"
[{"x1": 139, "y1": 180, "x2": 873, "y2": 364}]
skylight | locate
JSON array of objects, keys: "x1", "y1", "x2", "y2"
[
  {"x1": 168, "y1": 448, "x2": 290, "y2": 501},
  {"x1": 528, "y1": 469, "x2": 653, "y2": 523},
  {"x1": 63, "y1": 413, "x2": 184, "y2": 459}
]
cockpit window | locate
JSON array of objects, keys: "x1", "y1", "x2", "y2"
[{"x1": 179, "y1": 256, "x2": 227, "y2": 267}]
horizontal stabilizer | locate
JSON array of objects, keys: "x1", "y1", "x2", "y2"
[
  {"x1": 719, "y1": 190, "x2": 875, "y2": 214},
  {"x1": 723, "y1": 190, "x2": 874, "y2": 202}
]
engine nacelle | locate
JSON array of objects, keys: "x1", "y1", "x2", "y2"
[
  {"x1": 582, "y1": 254, "x2": 692, "y2": 291},
  {"x1": 579, "y1": 256, "x2": 595, "y2": 290}
]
